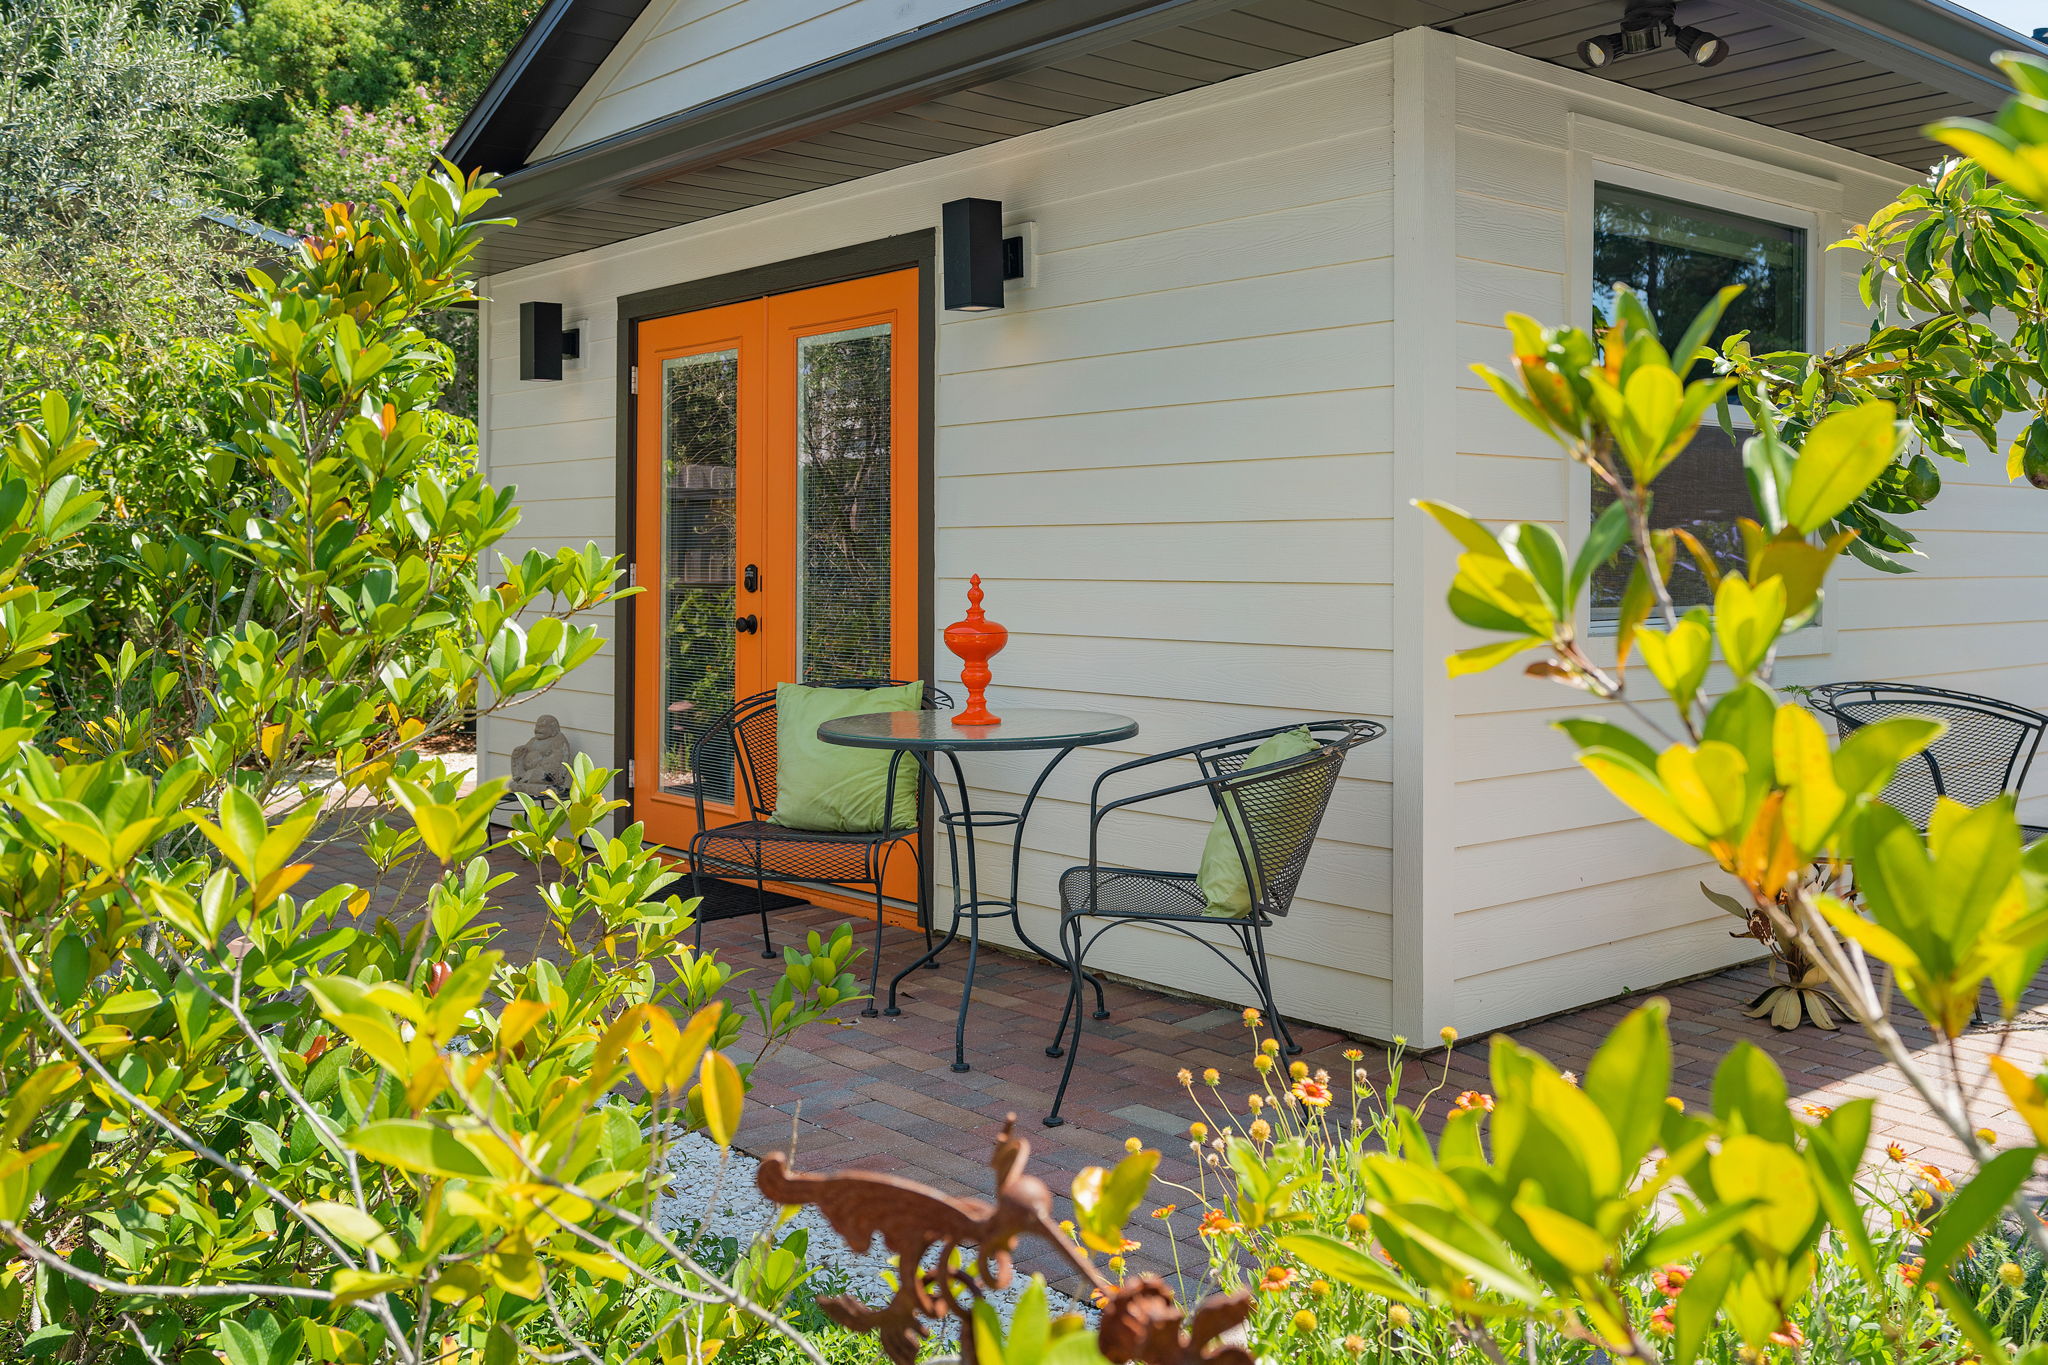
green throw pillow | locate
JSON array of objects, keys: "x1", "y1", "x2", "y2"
[
  {"x1": 1198, "y1": 726, "x2": 1321, "y2": 918},
  {"x1": 768, "y1": 681, "x2": 924, "y2": 833}
]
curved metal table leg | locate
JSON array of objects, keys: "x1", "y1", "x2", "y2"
[
  {"x1": 880, "y1": 741, "x2": 1108, "y2": 1072},
  {"x1": 884, "y1": 753, "x2": 964, "y2": 1016}
]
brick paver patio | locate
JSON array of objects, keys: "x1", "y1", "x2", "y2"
[{"x1": 305, "y1": 826, "x2": 2048, "y2": 1295}]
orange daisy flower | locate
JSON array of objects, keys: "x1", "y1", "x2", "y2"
[{"x1": 1292, "y1": 1078, "x2": 1334, "y2": 1109}]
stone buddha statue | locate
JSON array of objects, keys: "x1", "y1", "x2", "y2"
[{"x1": 508, "y1": 714, "x2": 575, "y2": 796}]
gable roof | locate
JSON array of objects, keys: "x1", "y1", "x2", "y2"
[
  {"x1": 446, "y1": 0, "x2": 658, "y2": 176},
  {"x1": 448, "y1": 0, "x2": 2047, "y2": 274}
]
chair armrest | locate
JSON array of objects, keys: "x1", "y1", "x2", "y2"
[{"x1": 1082, "y1": 768, "x2": 1228, "y2": 877}]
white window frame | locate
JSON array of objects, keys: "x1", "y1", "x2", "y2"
[{"x1": 1565, "y1": 142, "x2": 1837, "y2": 661}]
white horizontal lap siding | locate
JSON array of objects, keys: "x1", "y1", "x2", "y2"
[
  {"x1": 477, "y1": 43, "x2": 1402, "y2": 1035},
  {"x1": 1431, "y1": 36, "x2": 2017, "y2": 1035},
  {"x1": 475, "y1": 287, "x2": 619, "y2": 784},
  {"x1": 928, "y1": 48, "x2": 1397, "y2": 1035},
  {"x1": 533, "y1": 0, "x2": 987, "y2": 159}
]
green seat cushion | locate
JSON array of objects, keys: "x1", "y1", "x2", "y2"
[
  {"x1": 768, "y1": 681, "x2": 924, "y2": 833},
  {"x1": 1198, "y1": 726, "x2": 1321, "y2": 918}
]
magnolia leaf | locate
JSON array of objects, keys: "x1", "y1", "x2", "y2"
[
  {"x1": 1657, "y1": 742, "x2": 1749, "y2": 841},
  {"x1": 1584, "y1": 1001, "x2": 1670, "y2": 1172},
  {"x1": 1709, "y1": 1135, "x2": 1817, "y2": 1257},
  {"x1": 1782, "y1": 401, "x2": 1901, "y2": 533},
  {"x1": 699, "y1": 1049, "x2": 744, "y2": 1146},
  {"x1": 1579, "y1": 749, "x2": 1708, "y2": 849},
  {"x1": 1710, "y1": 1043, "x2": 1795, "y2": 1144},
  {"x1": 1635, "y1": 613, "x2": 1713, "y2": 713},
  {"x1": 1514, "y1": 1200, "x2": 1610, "y2": 1276},
  {"x1": 330, "y1": 1268, "x2": 412, "y2": 1307},
  {"x1": 1832, "y1": 716, "x2": 1942, "y2": 798},
  {"x1": 1413, "y1": 500, "x2": 1508, "y2": 558},
  {"x1": 1555, "y1": 716, "x2": 1660, "y2": 770},
  {"x1": 346, "y1": 1119, "x2": 496, "y2": 1180},
  {"x1": 497, "y1": 998, "x2": 549, "y2": 1049},
  {"x1": 1569, "y1": 499, "x2": 1633, "y2": 605},
  {"x1": 1453, "y1": 553, "x2": 1557, "y2": 637},
  {"x1": 1447, "y1": 638, "x2": 1543, "y2": 678},
  {"x1": 1816, "y1": 893, "x2": 1920, "y2": 976},
  {"x1": 1619, "y1": 364, "x2": 1685, "y2": 485},
  {"x1": 1804, "y1": 1108, "x2": 1880, "y2": 1289},
  {"x1": 1072, "y1": 1147, "x2": 1158, "y2": 1254},
  {"x1": 1672, "y1": 1247, "x2": 1738, "y2": 1365},
  {"x1": 1774, "y1": 704, "x2": 1846, "y2": 857},
  {"x1": 1989, "y1": 1056, "x2": 2048, "y2": 1146},
  {"x1": 303, "y1": 1200, "x2": 401, "y2": 1259},
  {"x1": 1713, "y1": 575, "x2": 1786, "y2": 681}
]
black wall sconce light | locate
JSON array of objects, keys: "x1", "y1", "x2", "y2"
[
  {"x1": 519, "y1": 301, "x2": 582, "y2": 381},
  {"x1": 1578, "y1": 0, "x2": 1728, "y2": 69},
  {"x1": 942, "y1": 198, "x2": 1025, "y2": 311}
]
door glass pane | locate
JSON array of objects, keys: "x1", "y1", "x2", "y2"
[
  {"x1": 660, "y1": 349, "x2": 738, "y2": 800},
  {"x1": 1589, "y1": 185, "x2": 1805, "y2": 625},
  {"x1": 795, "y1": 322, "x2": 893, "y2": 683}
]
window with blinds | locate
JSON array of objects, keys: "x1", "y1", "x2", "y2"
[{"x1": 1589, "y1": 184, "x2": 1807, "y2": 625}]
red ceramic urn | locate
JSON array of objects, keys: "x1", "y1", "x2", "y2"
[{"x1": 944, "y1": 574, "x2": 1007, "y2": 725}]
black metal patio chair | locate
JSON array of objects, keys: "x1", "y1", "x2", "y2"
[
  {"x1": 686, "y1": 680, "x2": 950, "y2": 1014},
  {"x1": 1807, "y1": 680, "x2": 2047, "y2": 842},
  {"x1": 1042, "y1": 719, "x2": 1385, "y2": 1127}
]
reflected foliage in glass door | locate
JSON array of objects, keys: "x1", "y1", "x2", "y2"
[
  {"x1": 661, "y1": 349, "x2": 739, "y2": 800},
  {"x1": 795, "y1": 323, "x2": 894, "y2": 683}
]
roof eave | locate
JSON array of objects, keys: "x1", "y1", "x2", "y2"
[
  {"x1": 475, "y1": 0, "x2": 1252, "y2": 224},
  {"x1": 1747, "y1": 0, "x2": 2044, "y2": 110}
]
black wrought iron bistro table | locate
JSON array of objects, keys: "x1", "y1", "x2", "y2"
[{"x1": 816, "y1": 707, "x2": 1139, "y2": 1072}]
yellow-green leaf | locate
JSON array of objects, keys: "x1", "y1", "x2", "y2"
[
  {"x1": 1782, "y1": 401, "x2": 1901, "y2": 533},
  {"x1": 699, "y1": 1049, "x2": 744, "y2": 1146},
  {"x1": 1580, "y1": 750, "x2": 1708, "y2": 849}
]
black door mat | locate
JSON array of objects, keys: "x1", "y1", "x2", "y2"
[{"x1": 688, "y1": 876, "x2": 808, "y2": 924}]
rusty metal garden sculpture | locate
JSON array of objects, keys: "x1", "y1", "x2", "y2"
[{"x1": 755, "y1": 1115, "x2": 1253, "y2": 1365}]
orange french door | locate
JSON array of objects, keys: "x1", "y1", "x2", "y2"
[{"x1": 632, "y1": 269, "x2": 923, "y2": 918}]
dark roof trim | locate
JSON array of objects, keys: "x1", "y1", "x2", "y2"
[
  {"x1": 445, "y1": 0, "x2": 657, "y2": 174},
  {"x1": 471, "y1": 0, "x2": 1254, "y2": 224},
  {"x1": 1748, "y1": 0, "x2": 2046, "y2": 110}
]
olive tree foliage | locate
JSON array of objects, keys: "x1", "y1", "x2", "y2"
[
  {"x1": 0, "y1": 168, "x2": 862, "y2": 1365},
  {"x1": 0, "y1": 0, "x2": 255, "y2": 339},
  {"x1": 1272, "y1": 52, "x2": 2048, "y2": 1365},
  {"x1": 0, "y1": 0, "x2": 315, "y2": 691}
]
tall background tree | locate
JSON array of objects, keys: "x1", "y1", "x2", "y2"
[
  {"x1": 0, "y1": 0, "x2": 253, "y2": 351},
  {"x1": 219, "y1": 0, "x2": 543, "y2": 228}
]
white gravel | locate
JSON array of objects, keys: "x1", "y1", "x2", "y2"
[{"x1": 654, "y1": 1127, "x2": 1091, "y2": 1335}]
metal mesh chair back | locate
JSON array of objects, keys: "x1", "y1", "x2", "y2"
[
  {"x1": 1204, "y1": 720, "x2": 1382, "y2": 918},
  {"x1": 690, "y1": 680, "x2": 950, "y2": 822},
  {"x1": 1808, "y1": 681, "x2": 2046, "y2": 829}
]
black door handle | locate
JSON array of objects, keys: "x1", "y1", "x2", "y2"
[{"x1": 733, "y1": 615, "x2": 759, "y2": 635}]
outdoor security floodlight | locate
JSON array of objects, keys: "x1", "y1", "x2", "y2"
[
  {"x1": 1672, "y1": 24, "x2": 1729, "y2": 66},
  {"x1": 1577, "y1": 1, "x2": 1729, "y2": 71}
]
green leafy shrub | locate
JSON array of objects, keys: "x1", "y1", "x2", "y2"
[
  {"x1": 0, "y1": 167, "x2": 863, "y2": 1364},
  {"x1": 1146, "y1": 1018, "x2": 1983, "y2": 1363}
]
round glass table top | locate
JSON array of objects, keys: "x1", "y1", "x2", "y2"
[{"x1": 816, "y1": 707, "x2": 1138, "y2": 752}]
